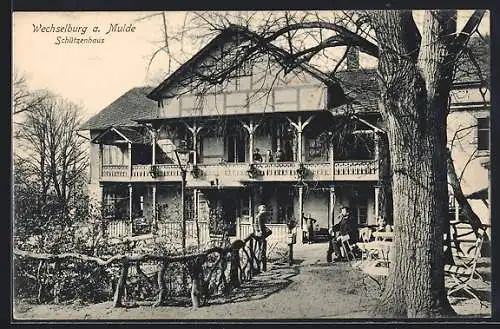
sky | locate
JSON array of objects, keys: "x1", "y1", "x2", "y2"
[{"x1": 12, "y1": 11, "x2": 490, "y2": 122}]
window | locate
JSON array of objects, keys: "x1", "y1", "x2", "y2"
[
  {"x1": 102, "y1": 144, "x2": 125, "y2": 165},
  {"x1": 355, "y1": 207, "x2": 368, "y2": 225},
  {"x1": 477, "y1": 117, "x2": 489, "y2": 151},
  {"x1": 102, "y1": 193, "x2": 128, "y2": 220}
]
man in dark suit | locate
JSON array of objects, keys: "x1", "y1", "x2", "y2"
[{"x1": 327, "y1": 206, "x2": 358, "y2": 262}]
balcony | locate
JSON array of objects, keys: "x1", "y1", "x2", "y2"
[{"x1": 100, "y1": 160, "x2": 379, "y2": 183}]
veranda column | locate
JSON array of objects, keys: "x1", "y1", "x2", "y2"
[
  {"x1": 374, "y1": 132, "x2": 380, "y2": 175},
  {"x1": 329, "y1": 142, "x2": 335, "y2": 180},
  {"x1": 329, "y1": 186, "x2": 336, "y2": 230},
  {"x1": 128, "y1": 183, "x2": 133, "y2": 237},
  {"x1": 128, "y1": 142, "x2": 132, "y2": 178},
  {"x1": 152, "y1": 183, "x2": 157, "y2": 229},
  {"x1": 374, "y1": 184, "x2": 380, "y2": 222},
  {"x1": 454, "y1": 198, "x2": 460, "y2": 222},
  {"x1": 286, "y1": 115, "x2": 315, "y2": 163},
  {"x1": 241, "y1": 120, "x2": 259, "y2": 164},
  {"x1": 151, "y1": 129, "x2": 157, "y2": 165},
  {"x1": 193, "y1": 188, "x2": 200, "y2": 246},
  {"x1": 99, "y1": 144, "x2": 103, "y2": 178},
  {"x1": 185, "y1": 123, "x2": 203, "y2": 165},
  {"x1": 248, "y1": 188, "x2": 253, "y2": 220},
  {"x1": 297, "y1": 185, "x2": 304, "y2": 244},
  {"x1": 297, "y1": 116, "x2": 303, "y2": 163}
]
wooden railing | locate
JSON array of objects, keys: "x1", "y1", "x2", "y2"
[
  {"x1": 101, "y1": 160, "x2": 379, "y2": 182},
  {"x1": 13, "y1": 231, "x2": 271, "y2": 309},
  {"x1": 101, "y1": 165, "x2": 129, "y2": 178},
  {"x1": 106, "y1": 219, "x2": 210, "y2": 245},
  {"x1": 237, "y1": 222, "x2": 289, "y2": 247},
  {"x1": 334, "y1": 160, "x2": 378, "y2": 177},
  {"x1": 107, "y1": 220, "x2": 131, "y2": 238},
  {"x1": 157, "y1": 221, "x2": 210, "y2": 246}
]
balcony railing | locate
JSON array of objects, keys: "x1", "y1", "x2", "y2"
[
  {"x1": 101, "y1": 164, "x2": 129, "y2": 178},
  {"x1": 100, "y1": 160, "x2": 379, "y2": 182}
]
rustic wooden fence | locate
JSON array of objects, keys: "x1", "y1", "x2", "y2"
[{"x1": 13, "y1": 232, "x2": 269, "y2": 309}]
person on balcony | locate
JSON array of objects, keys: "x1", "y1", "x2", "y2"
[
  {"x1": 275, "y1": 148, "x2": 285, "y2": 162},
  {"x1": 266, "y1": 149, "x2": 274, "y2": 162},
  {"x1": 327, "y1": 206, "x2": 358, "y2": 262},
  {"x1": 253, "y1": 148, "x2": 263, "y2": 162}
]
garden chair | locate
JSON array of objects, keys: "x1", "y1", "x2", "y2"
[
  {"x1": 361, "y1": 241, "x2": 392, "y2": 290},
  {"x1": 339, "y1": 235, "x2": 356, "y2": 263},
  {"x1": 357, "y1": 227, "x2": 375, "y2": 261},
  {"x1": 445, "y1": 233, "x2": 488, "y2": 308},
  {"x1": 449, "y1": 226, "x2": 487, "y2": 282}
]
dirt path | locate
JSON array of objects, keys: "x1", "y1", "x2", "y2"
[{"x1": 14, "y1": 242, "x2": 491, "y2": 320}]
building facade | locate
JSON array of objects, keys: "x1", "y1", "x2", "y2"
[{"x1": 80, "y1": 28, "x2": 490, "y2": 245}]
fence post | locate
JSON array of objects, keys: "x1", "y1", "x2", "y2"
[
  {"x1": 113, "y1": 261, "x2": 129, "y2": 307},
  {"x1": 236, "y1": 217, "x2": 241, "y2": 239},
  {"x1": 154, "y1": 260, "x2": 167, "y2": 307},
  {"x1": 248, "y1": 238, "x2": 254, "y2": 278},
  {"x1": 190, "y1": 257, "x2": 203, "y2": 309},
  {"x1": 230, "y1": 241, "x2": 242, "y2": 289},
  {"x1": 262, "y1": 238, "x2": 267, "y2": 272}
]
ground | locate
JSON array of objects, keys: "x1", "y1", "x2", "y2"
[{"x1": 13, "y1": 242, "x2": 491, "y2": 320}]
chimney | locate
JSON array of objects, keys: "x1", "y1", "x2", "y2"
[{"x1": 346, "y1": 46, "x2": 359, "y2": 70}]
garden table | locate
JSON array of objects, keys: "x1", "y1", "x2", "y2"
[{"x1": 372, "y1": 231, "x2": 394, "y2": 241}]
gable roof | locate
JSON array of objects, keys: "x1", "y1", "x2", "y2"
[
  {"x1": 147, "y1": 25, "x2": 335, "y2": 102},
  {"x1": 91, "y1": 126, "x2": 148, "y2": 144},
  {"x1": 79, "y1": 87, "x2": 157, "y2": 130},
  {"x1": 82, "y1": 32, "x2": 489, "y2": 130}
]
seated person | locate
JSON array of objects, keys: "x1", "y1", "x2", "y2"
[
  {"x1": 376, "y1": 216, "x2": 387, "y2": 231},
  {"x1": 275, "y1": 148, "x2": 285, "y2": 162},
  {"x1": 327, "y1": 206, "x2": 358, "y2": 262},
  {"x1": 253, "y1": 148, "x2": 263, "y2": 162}
]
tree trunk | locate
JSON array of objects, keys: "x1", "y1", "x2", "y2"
[
  {"x1": 378, "y1": 133, "x2": 393, "y2": 224},
  {"x1": 370, "y1": 10, "x2": 457, "y2": 318}
]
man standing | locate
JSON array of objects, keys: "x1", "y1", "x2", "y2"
[
  {"x1": 254, "y1": 204, "x2": 272, "y2": 238},
  {"x1": 304, "y1": 214, "x2": 317, "y2": 244},
  {"x1": 327, "y1": 206, "x2": 358, "y2": 262}
]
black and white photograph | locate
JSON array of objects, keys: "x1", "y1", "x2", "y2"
[{"x1": 12, "y1": 9, "x2": 491, "y2": 320}]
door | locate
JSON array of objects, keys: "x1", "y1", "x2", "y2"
[{"x1": 227, "y1": 134, "x2": 246, "y2": 163}]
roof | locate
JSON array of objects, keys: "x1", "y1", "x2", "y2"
[
  {"x1": 329, "y1": 36, "x2": 489, "y2": 113},
  {"x1": 91, "y1": 126, "x2": 148, "y2": 144},
  {"x1": 454, "y1": 35, "x2": 490, "y2": 86},
  {"x1": 334, "y1": 69, "x2": 379, "y2": 112},
  {"x1": 83, "y1": 33, "x2": 489, "y2": 129},
  {"x1": 147, "y1": 25, "x2": 335, "y2": 102},
  {"x1": 79, "y1": 87, "x2": 157, "y2": 130}
]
